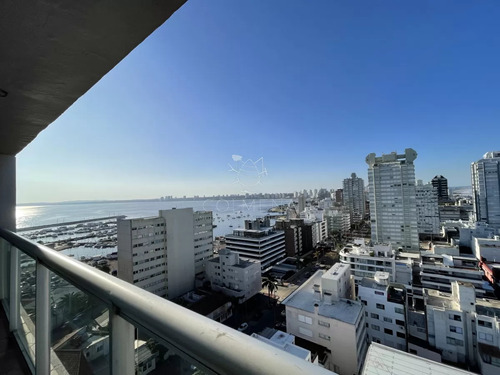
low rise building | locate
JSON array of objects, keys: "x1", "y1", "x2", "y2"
[
  {"x1": 225, "y1": 218, "x2": 285, "y2": 272},
  {"x1": 472, "y1": 235, "x2": 500, "y2": 263},
  {"x1": 423, "y1": 281, "x2": 500, "y2": 374},
  {"x1": 282, "y1": 263, "x2": 368, "y2": 375},
  {"x1": 251, "y1": 329, "x2": 316, "y2": 364},
  {"x1": 357, "y1": 272, "x2": 407, "y2": 351},
  {"x1": 205, "y1": 248, "x2": 261, "y2": 303},
  {"x1": 339, "y1": 239, "x2": 412, "y2": 285}
]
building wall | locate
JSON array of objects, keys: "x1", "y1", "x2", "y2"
[
  {"x1": 161, "y1": 208, "x2": 196, "y2": 299},
  {"x1": 117, "y1": 216, "x2": 168, "y2": 297},
  {"x1": 416, "y1": 182, "x2": 440, "y2": 235},
  {"x1": 343, "y1": 173, "x2": 366, "y2": 224},
  {"x1": 366, "y1": 149, "x2": 419, "y2": 251},
  {"x1": 205, "y1": 250, "x2": 262, "y2": 303},
  {"x1": 472, "y1": 151, "x2": 500, "y2": 228},
  {"x1": 194, "y1": 211, "x2": 214, "y2": 275}
]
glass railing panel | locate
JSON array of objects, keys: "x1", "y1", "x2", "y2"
[
  {"x1": 135, "y1": 329, "x2": 210, "y2": 375},
  {"x1": 49, "y1": 272, "x2": 110, "y2": 375},
  {"x1": 18, "y1": 248, "x2": 37, "y2": 364},
  {"x1": 0, "y1": 237, "x2": 11, "y2": 310}
]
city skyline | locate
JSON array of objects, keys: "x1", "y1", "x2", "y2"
[{"x1": 17, "y1": 1, "x2": 500, "y2": 203}]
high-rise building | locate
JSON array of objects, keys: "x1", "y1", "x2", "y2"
[
  {"x1": 431, "y1": 175, "x2": 449, "y2": 203},
  {"x1": 366, "y1": 149, "x2": 419, "y2": 251},
  {"x1": 415, "y1": 180, "x2": 440, "y2": 236},
  {"x1": 117, "y1": 208, "x2": 213, "y2": 299},
  {"x1": 335, "y1": 189, "x2": 344, "y2": 205},
  {"x1": 298, "y1": 194, "x2": 306, "y2": 214},
  {"x1": 471, "y1": 151, "x2": 500, "y2": 228},
  {"x1": 343, "y1": 173, "x2": 366, "y2": 224}
]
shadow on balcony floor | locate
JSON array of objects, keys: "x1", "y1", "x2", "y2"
[{"x1": 0, "y1": 307, "x2": 31, "y2": 374}]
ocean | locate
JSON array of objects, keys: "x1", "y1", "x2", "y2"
[{"x1": 16, "y1": 199, "x2": 291, "y2": 259}]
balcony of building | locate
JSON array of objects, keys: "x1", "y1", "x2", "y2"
[{"x1": 0, "y1": 2, "x2": 332, "y2": 374}]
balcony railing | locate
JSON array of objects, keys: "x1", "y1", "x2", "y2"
[{"x1": 0, "y1": 227, "x2": 332, "y2": 375}]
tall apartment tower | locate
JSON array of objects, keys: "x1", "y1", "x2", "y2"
[
  {"x1": 431, "y1": 175, "x2": 449, "y2": 203},
  {"x1": 343, "y1": 173, "x2": 366, "y2": 224},
  {"x1": 366, "y1": 148, "x2": 419, "y2": 251},
  {"x1": 471, "y1": 151, "x2": 500, "y2": 228},
  {"x1": 117, "y1": 208, "x2": 213, "y2": 300},
  {"x1": 415, "y1": 180, "x2": 440, "y2": 236}
]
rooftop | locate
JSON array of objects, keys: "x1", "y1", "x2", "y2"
[
  {"x1": 362, "y1": 343, "x2": 474, "y2": 375},
  {"x1": 282, "y1": 270, "x2": 362, "y2": 325}
]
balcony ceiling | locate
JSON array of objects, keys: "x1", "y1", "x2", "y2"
[{"x1": 0, "y1": 0, "x2": 186, "y2": 156}]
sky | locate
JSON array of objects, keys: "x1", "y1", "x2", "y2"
[{"x1": 17, "y1": 0, "x2": 500, "y2": 203}]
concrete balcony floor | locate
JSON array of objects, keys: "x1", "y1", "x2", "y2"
[{"x1": 0, "y1": 307, "x2": 30, "y2": 375}]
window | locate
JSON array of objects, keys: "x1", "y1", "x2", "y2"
[
  {"x1": 298, "y1": 314, "x2": 313, "y2": 325},
  {"x1": 449, "y1": 326, "x2": 463, "y2": 334},
  {"x1": 383, "y1": 317, "x2": 393, "y2": 323},
  {"x1": 318, "y1": 320, "x2": 330, "y2": 328},
  {"x1": 478, "y1": 332, "x2": 494, "y2": 342},
  {"x1": 365, "y1": 311, "x2": 368, "y2": 317},
  {"x1": 319, "y1": 333, "x2": 331, "y2": 341},
  {"x1": 371, "y1": 324, "x2": 380, "y2": 331},
  {"x1": 446, "y1": 337, "x2": 464, "y2": 346},
  {"x1": 396, "y1": 319, "x2": 405, "y2": 326},
  {"x1": 384, "y1": 328, "x2": 393, "y2": 335},
  {"x1": 449, "y1": 314, "x2": 461, "y2": 322},
  {"x1": 375, "y1": 291, "x2": 384, "y2": 296},
  {"x1": 478, "y1": 320, "x2": 493, "y2": 328},
  {"x1": 397, "y1": 332, "x2": 406, "y2": 339},
  {"x1": 298, "y1": 327, "x2": 313, "y2": 337},
  {"x1": 361, "y1": 300, "x2": 367, "y2": 305},
  {"x1": 395, "y1": 307, "x2": 404, "y2": 315},
  {"x1": 376, "y1": 303, "x2": 385, "y2": 310},
  {"x1": 371, "y1": 313, "x2": 379, "y2": 320}
]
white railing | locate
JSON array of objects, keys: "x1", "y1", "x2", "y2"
[{"x1": 0, "y1": 227, "x2": 332, "y2": 375}]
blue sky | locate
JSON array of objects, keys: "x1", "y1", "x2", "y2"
[{"x1": 17, "y1": 0, "x2": 500, "y2": 203}]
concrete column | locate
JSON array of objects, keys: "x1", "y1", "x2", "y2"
[{"x1": 0, "y1": 155, "x2": 16, "y2": 231}]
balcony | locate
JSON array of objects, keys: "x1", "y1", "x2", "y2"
[{"x1": 0, "y1": 227, "x2": 331, "y2": 374}]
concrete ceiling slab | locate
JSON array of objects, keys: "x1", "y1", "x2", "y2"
[{"x1": 0, "y1": 0, "x2": 186, "y2": 155}]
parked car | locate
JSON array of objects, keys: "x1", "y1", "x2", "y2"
[{"x1": 237, "y1": 322, "x2": 248, "y2": 332}]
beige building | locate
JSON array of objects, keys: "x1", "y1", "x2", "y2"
[{"x1": 205, "y1": 249, "x2": 261, "y2": 303}]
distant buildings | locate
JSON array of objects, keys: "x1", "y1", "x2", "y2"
[
  {"x1": 225, "y1": 217, "x2": 285, "y2": 271},
  {"x1": 432, "y1": 175, "x2": 450, "y2": 203},
  {"x1": 415, "y1": 180, "x2": 440, "y2": 236},
  {"x1": 471, "y1": 151, "x2": 500, "y2": 228},
  {"x1": 343, "y1": 173, "x2": 366, "y2": 224},
  {"x1": 205, "y1": 248, "x2": 261, "y2": 303},
  {"x1": 282, "y1": 263, "x2": 368, "y2": 375},
  {"x1": 366, "y1": 149, "x2": 419, "y2": 251},
  {"x1": 117, "y1": 208, "x2": 213, "y2": 299},
  {"x1": 324, "y1": 208, "x2": 351, "y2": 236}
]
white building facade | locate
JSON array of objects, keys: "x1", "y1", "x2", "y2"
[
  {"x1": 357, "y1": 272, "x2": 407, "y2": 351},
  {"x1": 205, "y1": 249, "x2": 262, "y2": 303},
  {"x1": 366, "y1": 149, "x2": 419, "y2": 251},
  {"x1": 117, "y1": 208, "x2": 214, "y2": 299},
  {"x1": 225, "y1": 218, "x2": 285, "y2": 271},
  {"x1": 282, "y1": 263, "x2": 368, "y2": 375},
  {"x1": 471, "y1": 151, "x2": 500, "y2": 229}
]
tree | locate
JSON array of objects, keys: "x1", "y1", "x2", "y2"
[{"x1": 262, "y1": 276, "x2": 278, "y2": 298}]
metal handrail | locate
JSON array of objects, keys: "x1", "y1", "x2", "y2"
[{"x1": 0, "y1": 227, "x2": 332, "y2": 375}]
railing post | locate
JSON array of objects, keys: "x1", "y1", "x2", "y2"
[
  {"x1": 111, "y1": 309, "x2": 135, "y2": 375},
  {"x1": 36, "y1": 262, "x2": 50, "y2": 375},
  {"x1": 9, "y1": 246, "x2": 19, "y2": 331},
  {"x1": 0, "y1": 239, "x2": 9, "y2": 301}
]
